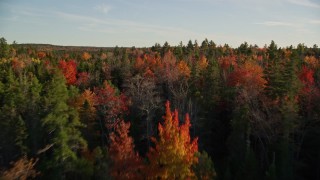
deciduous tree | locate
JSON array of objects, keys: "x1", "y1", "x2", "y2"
[
  {"x1": 147, "y1": 101, "x2": 198, "y2": 179},
  {"x1": 58, "y1": 60, "x2": 77, "y2": 85},
  {"x1": 1, "y1": 156, "x2": 39, "y2": 180},
  {"x1": 109, "y1": 120, "x2": 143, "y2": 179},
  {"x1": 94, "y1": 81, "x2": 128, "y2": 130}
]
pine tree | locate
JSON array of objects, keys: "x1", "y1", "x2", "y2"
[
  {"x1": 40, "y1": 71, "x2": 86, "y2": 179},
  {"x1": 192, "y1": 151, "x2": 217, "y2": 180},
  {"x1": 0, "y1": 67, "x2": 28, "y2": 166},
  {"x1": 0, "y1": 37, "x2": 10, "y2": 59}
]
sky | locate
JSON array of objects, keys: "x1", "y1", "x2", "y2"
[{"x1": 0, "y1": 0, "x2": 319, "y2": 47}]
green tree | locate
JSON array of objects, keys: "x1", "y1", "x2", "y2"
[
  {"x1": 192, "y1": 151, "x2": 217, "y2": 180},
  {"x1": 0, "y1": 37, "x2": 10, "y2": 59},
  {"x1": 267, "y1": 40, "x2": 278, "y2": 60},
  {"x1": 0, "y1": 67, "x2": 28, "y2": 167},
  {"x1": 161, "y1": 41, "x2": 171, "y2": 57},
  {"x1": 40, "y1": 71, "x2": 87, "y2": 179},
  {"x1": 173, "y1": 41, "x2": 184, "y2": 60}
]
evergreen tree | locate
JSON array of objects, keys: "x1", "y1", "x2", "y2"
[
  {"x1": 192, "y1": 151, "x2": 217, "y2": 180},
  {"x1": 0, "y1": 67, "x2": 28, "y2": 166},
  {"x1": 0, "y1": 37, "x2": 10, "y2": 59},
  {"x1": 40, "y1": 71, "x2": 86, "y2": 179}
]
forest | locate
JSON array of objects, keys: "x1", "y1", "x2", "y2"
[{"x1": 0, "y1": 37, "x2": 320, "y2": 180}]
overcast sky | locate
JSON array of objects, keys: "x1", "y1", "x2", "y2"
[{"x1": 0, "y1": 0, "x2": 319, "y2": 47}]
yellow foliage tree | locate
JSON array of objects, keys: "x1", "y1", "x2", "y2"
[
  {"x1": 147, "y1": 101, "x2": 198, "y2": 179},
  {"x1": 304, "y1": 56, "x2": 318, "y2": 68},
  {"x1": 198, "y1": 55, "x2": 208, "y2": 71},
  {"x1": 177, "y1": 60, "x2": 191, "y2": 78}
]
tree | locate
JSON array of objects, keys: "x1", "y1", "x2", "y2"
[
  {"x1": 81, "y1": 52, "x2": 92, "y2": 61},
  {"x1": 40, "y1": 71, "x2": 87, "y2": 178},
  {"x1": 299, "y1": 65, "x2": 314, "y2": 94},
  {"x1": 76, "y1": 89, "x2": 99, "y2": 150},
  {"x1": 177, "y1": 60, "x2": 191, "y2": 78},
  {"x1": 113, "y1": 46, "x2": 120, "y2": 58},
  {"x1": 109, "y1": 120, "x2": 143, "y2": 179},
  {"x1": 1, "y1": 156, "x2": 39, "y2": 180},
  {"x1": 201, "y1": 38, "x2": 209, "y2": 55},
  {"x1": 161, "y1": 41, "x2": 171, "y2": 56},
  {"x1": 0, "y1": 67, "x2": 28, "y2": 167},
  {"x1": 187, "y1": 40, "x2": 194, "y2": 50},
  {"x1": 192, "y1": 151, "x2": 217, "y2": 180},
  {"x1": 267, "y1": 40, "x2": 278, "y2": 60},
  {"x1": 37, "y1": 51, "x2": 46, "y2": 59},
  {"x1": 147, "y1": 101, "x2": 198, "y2": 179},
  {"x1": 58, "y1": 60, "x2": 77, "y2": 85},
  {"x1": 94, "y1": 81, "x2": 128, "y2": 130},
  {"x1": 0, "y1": 37, "x2": 10, "y2": 59},
  {"x1": 76, "y1": 71, "x2": 90, "y2": 87},
  {"x1": 151, "y1": 43, "x2": 161, "y2": 53},
  {"x1": 174, "y1": 41, "x2": 184, "y2": 60},
  {"x1": 124, "y1": 74, "x2": 161, "y2": 148},
  {"x1": 228, "y1": 61, "x2": 267, "y2": 97}
]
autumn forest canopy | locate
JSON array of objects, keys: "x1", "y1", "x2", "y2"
[{"x1": 0, "y1": 37, "x2": 320, "y2": 179}]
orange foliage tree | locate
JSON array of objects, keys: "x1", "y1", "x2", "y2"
[
  {"x1": 304, "y1": 56, "x2": 318, "y2": 68},
  {"x1": 1, "y1": 156, "x2": 39, "y2": 180},
  {"x1": 228, "y1": 61, "x2": 267, "y2": 96},
  {"x1": 177, "y1": 60, "x2": 191, "y2": 78},
  {"x1": 77, "y1": 89, "x2": 97, "y2": 116},
  {"x1": 82, "y1": 52, "x2": 92, "y2": 61},
  {"x1": 58, "y1": 60, "x2": 77, "y2": 85},
  {"x1": 11, "y1": 57, "x2": 25, "y2": 73},
  {"x1": 147, "y1": 101, "x2": 198, "y2": 179},
  {"x1": 134, "y1": 55, "x2": 146, "y2": 73},
  {"x1": 197, "y1": 55, "x2": 208, "y2": 71},
  {"x1": 218, "y1": 55, "x2": 237, "y2": 70},
  {"x1": 37, "y1": 51, "x2": 46, "y2": 59},
  {"x1": 109, "y1": 120, "x2": 143, "y2": 179}
]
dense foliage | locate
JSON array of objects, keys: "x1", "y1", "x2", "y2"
[{"x1": 0, "y1": 37, "x2": 319, "y2": 179}]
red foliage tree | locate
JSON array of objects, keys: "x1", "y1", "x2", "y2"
[
  {"x1": 109, "y1": 120, "x2": 143, "y2": 179},
  {"x1": 94, "y1": 81, "x2": 128, "y2": 129},
  {"x1": 228, "y1": 61, "x2": 267, "y2": 96},
  {"x1": 134, "y1": 55, "x2": 146, "y2": 73},
  {"x1": 218, "y1": 55, "x2": 237, "y2": 70},
  {"x1": 76, "y1": 72, "x2": 90, "y2": 87},
  {"x1": 299, "y1": 65, "x2": 314, "y2": 94},
  {"x1": 298, "y1": 65, "x2": 319, "y2": 112}
]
